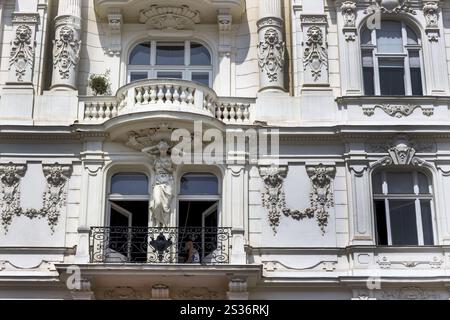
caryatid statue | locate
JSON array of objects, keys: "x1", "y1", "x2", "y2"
[{"x1": 143, "y1": 141, "x2": 175, "y2": 227}]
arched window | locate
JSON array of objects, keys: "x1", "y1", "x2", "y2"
[
  {"x1": 128, "y1": 40, "x2": 212, "y2": 86},
  {"x1": 372, "y1": 170, "x2": 435, "y2": 246},
  {"x1": 361, "y1": 20, "x2": 424, "y2": 96}
]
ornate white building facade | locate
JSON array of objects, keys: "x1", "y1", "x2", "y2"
[{"x1": 1, "y1": 0, "x2": 450, "y2": 300}]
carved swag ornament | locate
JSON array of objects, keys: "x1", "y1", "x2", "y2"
[
  {"x1": 9, "y1": 25, "x2": 34, "y2": 81},
  {"x1": 259, "y1": 164, "x2": 336, "y2": 235},
  {"x1": 303, "y1": 26, "x2": 328, "y2": 81},
  {"x1": 53, "y1": 26, "x2": 81, "y2": 79},
  {"x1": 257, "y1": 28, "x2": 285, "y2": 82},
  {"x1": 0, "y1": 163, "x2": 71, "y2": 234}
]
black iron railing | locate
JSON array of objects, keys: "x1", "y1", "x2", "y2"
[{"x1": 89, "y1": 227, "x2": 232, "y2": 264}]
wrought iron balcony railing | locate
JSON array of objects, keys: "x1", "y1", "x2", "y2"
[{"x1": 89, "y1": 226, "x2": 232, "y2": 264}]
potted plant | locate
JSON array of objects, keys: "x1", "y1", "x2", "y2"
[{"x1": 88, "y1": 69, "x2": 111, "y2": 96}]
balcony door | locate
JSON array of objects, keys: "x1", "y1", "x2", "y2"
[{"x1": 178, "y1": 173, "x2": 220, "y2": 263}]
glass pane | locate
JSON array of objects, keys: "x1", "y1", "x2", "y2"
[
  {"x1": 180, "y1": 173, "x2": 219, "y2": 195},
  {"x1": 361, "y1": 26, "x2": 372, "y2": 45},
  {"x1": 111, "y1": 173, "x2": 148, "y2": 195},
  {"x1": 375, "y1": 200, "x2": 388, "y2": 245},
  {"x1": 190, "y1": 43, "x2": 211, "y2": 65},
  {"x1": 192, "y1": 72, "x2": 210, "y2": 86},
  {"x1": 130, "y1": 72, "x2": 148, "y2": 82},
  {"x1": 386, "y1": 172, "x2": 414, "y2": 194},
  {"x1": 379, "y1": 59, "x2": 405, "y2": 95},
  {"x1": 129, "y1": 43, "x2": 151, "y2": 65},
  {"x1": 418, "y1": 172, "x2": 430, "y2": 194},
  {"x1": 409, "y1": 51, "x2": 423, "y2": 96},
  {"x1": 156, "y1": 43, "x2": 185, "y2": 65},
  {"x1": 420, "y1": 200, "x2": 434, "y2": 245},
  {"x1": 406, "y1": 26, "x2": 419, "y2": 45},
  {"x1": 377, "y1": 21, "x2": 403, "y2": 53},
  {"x1": 372, "y1": 172, "x2": 383, "y2": 194},
  {"x1": 363, "y1": 67, "x2": 375, "y2": 95},
  {"x1": 389, "y1": 200, "x2": 418, "y2": 245},
  {"x1": 157, "y1": 71, "x2": 183, "y2": 79}
]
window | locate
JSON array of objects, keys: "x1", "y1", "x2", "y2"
[
  {"x1": 361, "y1": 20, "x2": 424, "y2": 96},
  {"x1": 372, "y1": 170, "x2": 435, "y2": 246},
  {"x1": 178, "y1": 173, "x2": 220, "y2": 263},
  {"x1": 128, "y1": 41, "x2": 212, "y2": 87},
  {"x1": 107, "y1": 173, "x2": 149, "y2": 262}
]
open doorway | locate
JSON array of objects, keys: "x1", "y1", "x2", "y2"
[{"x1": 178, "y1": 173, "x2": 220, "y2": 263}]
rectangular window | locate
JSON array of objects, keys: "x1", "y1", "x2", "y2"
[
  {"x1": 389, "y1": 200, "x2": 418, "y2": 245},
  {"x1": 362, "y1": 50, "x2": 375, "y2": 95},
  {"x1": 420, "y1": 200, "x2": 434, "y2": 245},
  {"x1": 157, "y1": 71, "x2": 183, "y2": 79},
  {"x1": 379, "y1": 59, "x2": 405, "y2": 95},
  {"x1": 191, "y1": 72, "x2": 210, "y2": 86},
  {"x1": 129, "y1": 72, "x2": 148, "y2": 82},
  {"x1": 409, "y1": 51, "x2": 423, "y2": 96},
  {"x1": 374, "y1": 200, "x2": 388, "y2": 245},
  {"x1": 156, "y1": 43, "x2": 185, "y2": 65}
]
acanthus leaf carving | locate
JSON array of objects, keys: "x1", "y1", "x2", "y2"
[
  {"x1": 53, "y1": 25, "x2": 81, "y2": 80},
  {"x1": 341, "y1": 1, "x2": 357, "y2": 41},
  {"x1": 303, "y1": 26, "x2": 328, "y2": 81},
  {"x1": 259, "y1": 164, "x2": 336, "y2": 235},
  {"x1": 9, "y1": 25, "x2": 35, "y2": 82},
  {"x1": 0, "y1": 162, "x2": 71, "y2": 234},
  {"x1": 139, "y1": 5, "x2": 201, "y2": 30},
  {"x1": 257, "y1": 28, "x2": 285, "y2": 82},
  {"x1": 423, "y1": 2, "x2": 440, "y2": 41}
]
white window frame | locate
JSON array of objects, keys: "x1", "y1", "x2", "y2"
[
  {"x1": 372, "y1": 170, "x2": 437, "y2": 246},
  {"x1": 361, "y1": 20, "x2": 425, "y2": 96},
  {"x1": 128, "y1": 40, "x2": 213, "y2": 87}
]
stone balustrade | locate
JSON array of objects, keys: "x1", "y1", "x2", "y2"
[{"x1": 81, "y1": 79, "x2": 253, "y2": 124}]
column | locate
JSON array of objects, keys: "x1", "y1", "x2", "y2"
[
  {"x1": 257, "y1": 0, "x2": 286, "y2": 92},
  {"x1": 51, "y1": 0, "x2": 82, "y2": 90}
]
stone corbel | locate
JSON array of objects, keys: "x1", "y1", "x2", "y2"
[
  {"x1": 71, "y1": 278, "x2": 95, "y2": 300},
  {"x1": 0, "y1": 163, "x2": 27, "y2": 232},
  {"x1": 423, "y1": 1, "x2": 440, "y2": 42},
  {"x1": 218, "y1": 9, "x2": 232, "y2": 54},
  {"x1": 151, "y1": 284, "x2": 170, "y2": 300},
  {"x1": 107, "y1": 8, "x2": 122, "y2": 56},
  {"x1": 227, "y1": 278, "x2": 249, "y2": 300},
  {"x1": 341, "y1": 1, "x2": 357, "y2": 41},
  {"x1": 300, "y1": 14, "x2": 329, "y2": 85}
]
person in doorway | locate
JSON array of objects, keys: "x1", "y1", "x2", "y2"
[{"x1": 184, "y1": 239, "x2": 200, "y2": 263}]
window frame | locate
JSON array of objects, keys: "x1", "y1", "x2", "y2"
[
  {"x1": 372, "y1": 169, "x2": 437, "y2": 246},
  {"x1": 128, "y1": 40, "x2": 213, "y2": 87},
  {"x1": 360, "y1": 20, "x2": 426, "y2": 96}
]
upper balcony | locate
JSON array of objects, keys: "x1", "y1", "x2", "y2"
[{"x1": 79, "y1": 79, "x2": 253, "y2": 126}]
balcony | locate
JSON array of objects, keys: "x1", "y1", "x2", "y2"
[
  {"x1": 80, "y1": 79, "x2": 252, "y2": 125},
  {"x1": 89, "y1": 226, "x2": 232, "y2": 264}
]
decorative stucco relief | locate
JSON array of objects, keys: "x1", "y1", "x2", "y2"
[
  {"x1": 173, "y1": 287, "x2": 222, "y2": 300},
  {"x1": 341, "y1": 1, "x2": 357, "y2": 41},
  {"x1": 53, "y1": 25, "x2": 81, "y2": 80},
  {"x1": 259, "y1": 164, "x2": 336, "y2": 235},
  {"x1": 139, "y1": 5, "x2": 201, "y2": 30},
  {"x1": 354, "y1": 287, "x2": 441, "y2": 300},
  {"x1": 0, "y1": 163, "x2": 71, "y2": 234},
  {"x1": 363, "y1": 104, "x2": 434, "y2": 118},
  {"x1": 366, "y1": 0, "x2": 416, "y2": 15},
  {"x1": 377, "y1": 255, "x2": 443, "y2": 269},
  {"x1": 257, "y1": 28, "x2": 285, "y2": 82},
  {"x1": 423, "y1": 2, "x2": 440, "y2": 41},
  {"x1": 303, "y1": 26, "x2": 328, "y2": 81},
  {"x1": 9, "y1": 25, "x2": 34, "y2": 82}
]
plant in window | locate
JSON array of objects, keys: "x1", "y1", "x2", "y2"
[{"x1": 88, "y1": 69, "x2": 112, "y2": 96}]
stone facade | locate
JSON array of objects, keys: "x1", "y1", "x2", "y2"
[{"x1": 1, "y1": 0, "x2": 450, "y2": 300}]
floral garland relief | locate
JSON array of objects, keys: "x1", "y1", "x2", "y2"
[
  {"x1": 0, "y1": 163, "x2": 71, "y2": 234},
  {"x1": 259, "y1": 164, "x2": 336, "y2": 235},
  {"x1": 257, "y1": 28, "x2": 285, "y2": 82},
  {"x1": 9, "y1": 25, "x2": 34, "y2": 81}
]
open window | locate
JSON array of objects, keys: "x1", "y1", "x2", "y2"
[
  {"x1": 178, "y1": 173, "x2": 220, "y2": 263},
  {"x1": 107, "y1": 173, "x2": 149, "y2": 262},
  {"x1": 372, "y1": 170, "x2": 436, "y2": 246}
]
